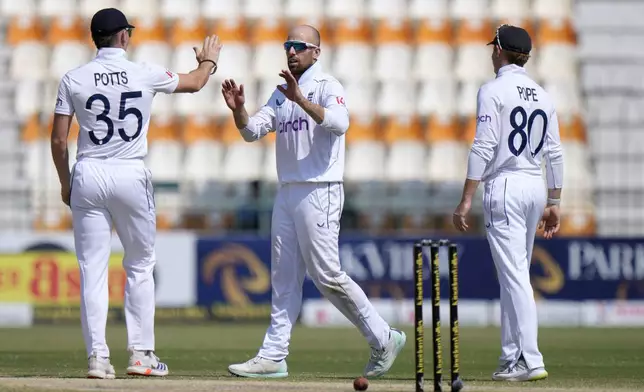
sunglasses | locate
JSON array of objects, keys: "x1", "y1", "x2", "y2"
[{"x1": 283, "y1": 40, "x2": 318, "y2": 52}]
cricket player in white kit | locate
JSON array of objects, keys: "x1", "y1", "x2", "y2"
[
  {"x1": 453, "y1": 25, "x2": 563, "y2": 382},
  {"x1": 50, "y1": 8, "x2": 222, "y2": 379},
  {"x1": 222, "y1": 25, "x2": 406, "y2": 378}
]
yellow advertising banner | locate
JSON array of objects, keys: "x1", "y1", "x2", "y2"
[{"x1": 0, "y1": 252, "x2": 126, "y2": 305}]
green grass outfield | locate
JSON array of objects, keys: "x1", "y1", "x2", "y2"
[{"x1": 0, "y1": 324, "x2": 642, "y2": 391}]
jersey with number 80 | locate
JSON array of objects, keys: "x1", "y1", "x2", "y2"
[
  {"x1": 55, "y1": 49, "x2": 179, "y2": 160},
  {"x1": 470, "y1": 65, "x2": 563, "y2": 185}
]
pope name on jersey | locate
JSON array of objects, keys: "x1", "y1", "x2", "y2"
[{"x1": 453, "y1": 25, "x2": 563, "y2": 383}]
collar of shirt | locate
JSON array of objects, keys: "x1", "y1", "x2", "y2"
[
  {"x1": 297, "y1": 61, "x2": 321, "y2": 85},
  {"x1": 496, "y1": 64, "x2": 526, "y2": 78},
  {"x1": 95, "y1": 47, "x2": 127, "y2": 60}
]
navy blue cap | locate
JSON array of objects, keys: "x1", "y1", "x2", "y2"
[
  {"x1": 90, "y1": 8, "x2": 134, "y2": 36},
  {"x1": 487, "y1": 24, "x2": 532, "y2": 55}
]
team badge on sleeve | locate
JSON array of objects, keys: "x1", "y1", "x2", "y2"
[{"x1": 336, "y1": 96, "x2": 345, "y2": 105}]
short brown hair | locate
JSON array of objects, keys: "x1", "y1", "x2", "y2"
[{"x1": 504, "y1": 51, "x2": 530, "y2": 67}]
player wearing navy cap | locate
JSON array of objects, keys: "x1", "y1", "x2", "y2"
[
  {"x1": 51, "y1": 7, "x2": 222, "y2": 379},
  {"x1": 453, "y1": 24, "x2": 563, "y2": 382}
]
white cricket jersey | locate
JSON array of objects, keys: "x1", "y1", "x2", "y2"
[
  {"x1": 239, "y1": 62, "x2": 350, "y2": 184},
  {"x1": 467, "y1": 64, "x2": 564, "y2": 189},
  {"x1": 54, "y1": 48, "x2": 179, "y2": 161}
]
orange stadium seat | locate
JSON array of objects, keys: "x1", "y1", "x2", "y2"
[
  {"x1": 183, "y1": 115, "x2": 224, "y2": 182},
  {"x1": 536, "y1": 19, "x2": 578, "y2": 83},
  {"x1": 455, "y1": 19, "x2": 495, "y2": 83},
  {"x1": 47, "y1": 17, "x2": 91, "y2": 81},
  {"x1": 130, "y1": 16, "x2": 167, "y2": 45},
  {"x1": 7, "y1": 15, "x2": 43, "y2": 45},
  {"x1": 345, "y1": 116, "x2": 386, "y2": 182},
  {"x1": 426, "y1": 115, "x2": 467, "y2": 183},
  {"x1": 8, "y1": 21, "x2": 48, "y2": 82},
  {"x1": 211, "y1": 19, "x2": 251, "y2": 81},
  {"x1": 373, "y1": 18, "x2": 413, "y2": 82},
  {"x1": 383, "y1": 116, "x2": 427, "y2": 181},
  {"x1": 413, "y1": 18, "x2": 453, "y2": 81},
  {"x1": 220, "y1": 117, "x2": 264, "y2": 182},
  {"x1": 251, "y1": 19, "x2": 288, "y2": 83},
  {"x1": 331, "y1": 18, "x2": 372, "y2": 81},
  {"x1": 170, "y1": 17, "x2": 206, "y2": 48}
]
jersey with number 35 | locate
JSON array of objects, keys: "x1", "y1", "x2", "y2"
[
  {"x1": 471, "y1": 64, "x2": 563, "y2": 186},
  {"x1": 54, "y1": 48, "x2": 179, "y2": 160}
]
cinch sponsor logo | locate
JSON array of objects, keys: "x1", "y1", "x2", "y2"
[
  {"x1": 477, "y1": 115, "x2": 491, "y2": 123},
  {"x1": 278, "y1": 117, "x2": 310, "y2": 133}
]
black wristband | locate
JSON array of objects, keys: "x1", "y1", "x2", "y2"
[{"x1": 199, "y1": 59, "x2": 217, "y2": 75}]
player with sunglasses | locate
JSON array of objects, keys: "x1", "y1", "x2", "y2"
[{"x1": 223, "y1": 24, "x2": 406, "y2": 379}]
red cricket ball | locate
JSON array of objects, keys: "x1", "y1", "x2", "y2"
[{"x1": 353, "y1": 376, "x2": 369, "y2": 391}]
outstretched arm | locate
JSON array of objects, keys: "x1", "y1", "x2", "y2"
[{"x1": 149, "y1": 35, "x2": 222, "y2": 94}]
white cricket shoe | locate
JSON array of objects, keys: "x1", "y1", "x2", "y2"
[
  {"x1": 87, "y1": 354, "x2": 116, "y2": 379},
  {"x1": 126, "y1": 350, "x2": 169, "y2": 377},
  {"x1": 493, "y1": 360, "x2": 513, "y2": 375},
  {"x1": 492, "y1": 358, "x2": 548, "y2": 381},
  {"x1": 228, "y1": 356, "x2": 288, "y2": 378},
  {"x1": 363, "y1": 328, "x2": 407, "y2": 377}
]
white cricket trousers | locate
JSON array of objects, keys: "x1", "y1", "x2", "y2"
[
  {"x1": 258, "y1": 182, "x2": 391, "y2": 360},
  {"x1": 70, "y1": 158, "x2": 157, "y2": 358},
  {"x1": 483, "y1": 174, "x2": 546, "y2": 370}
]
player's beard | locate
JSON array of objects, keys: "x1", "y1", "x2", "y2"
[{"x1": 288, "y1": 61, "x2": 312, "y2": 77}]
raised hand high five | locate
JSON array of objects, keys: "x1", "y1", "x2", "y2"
[{"x1": 221, "y1": 79, "x2": 246, "y2": 112}]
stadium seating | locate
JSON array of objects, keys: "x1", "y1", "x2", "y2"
[{"x1": 0, "y1": 0, "x2": 593, "y2": 234}]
